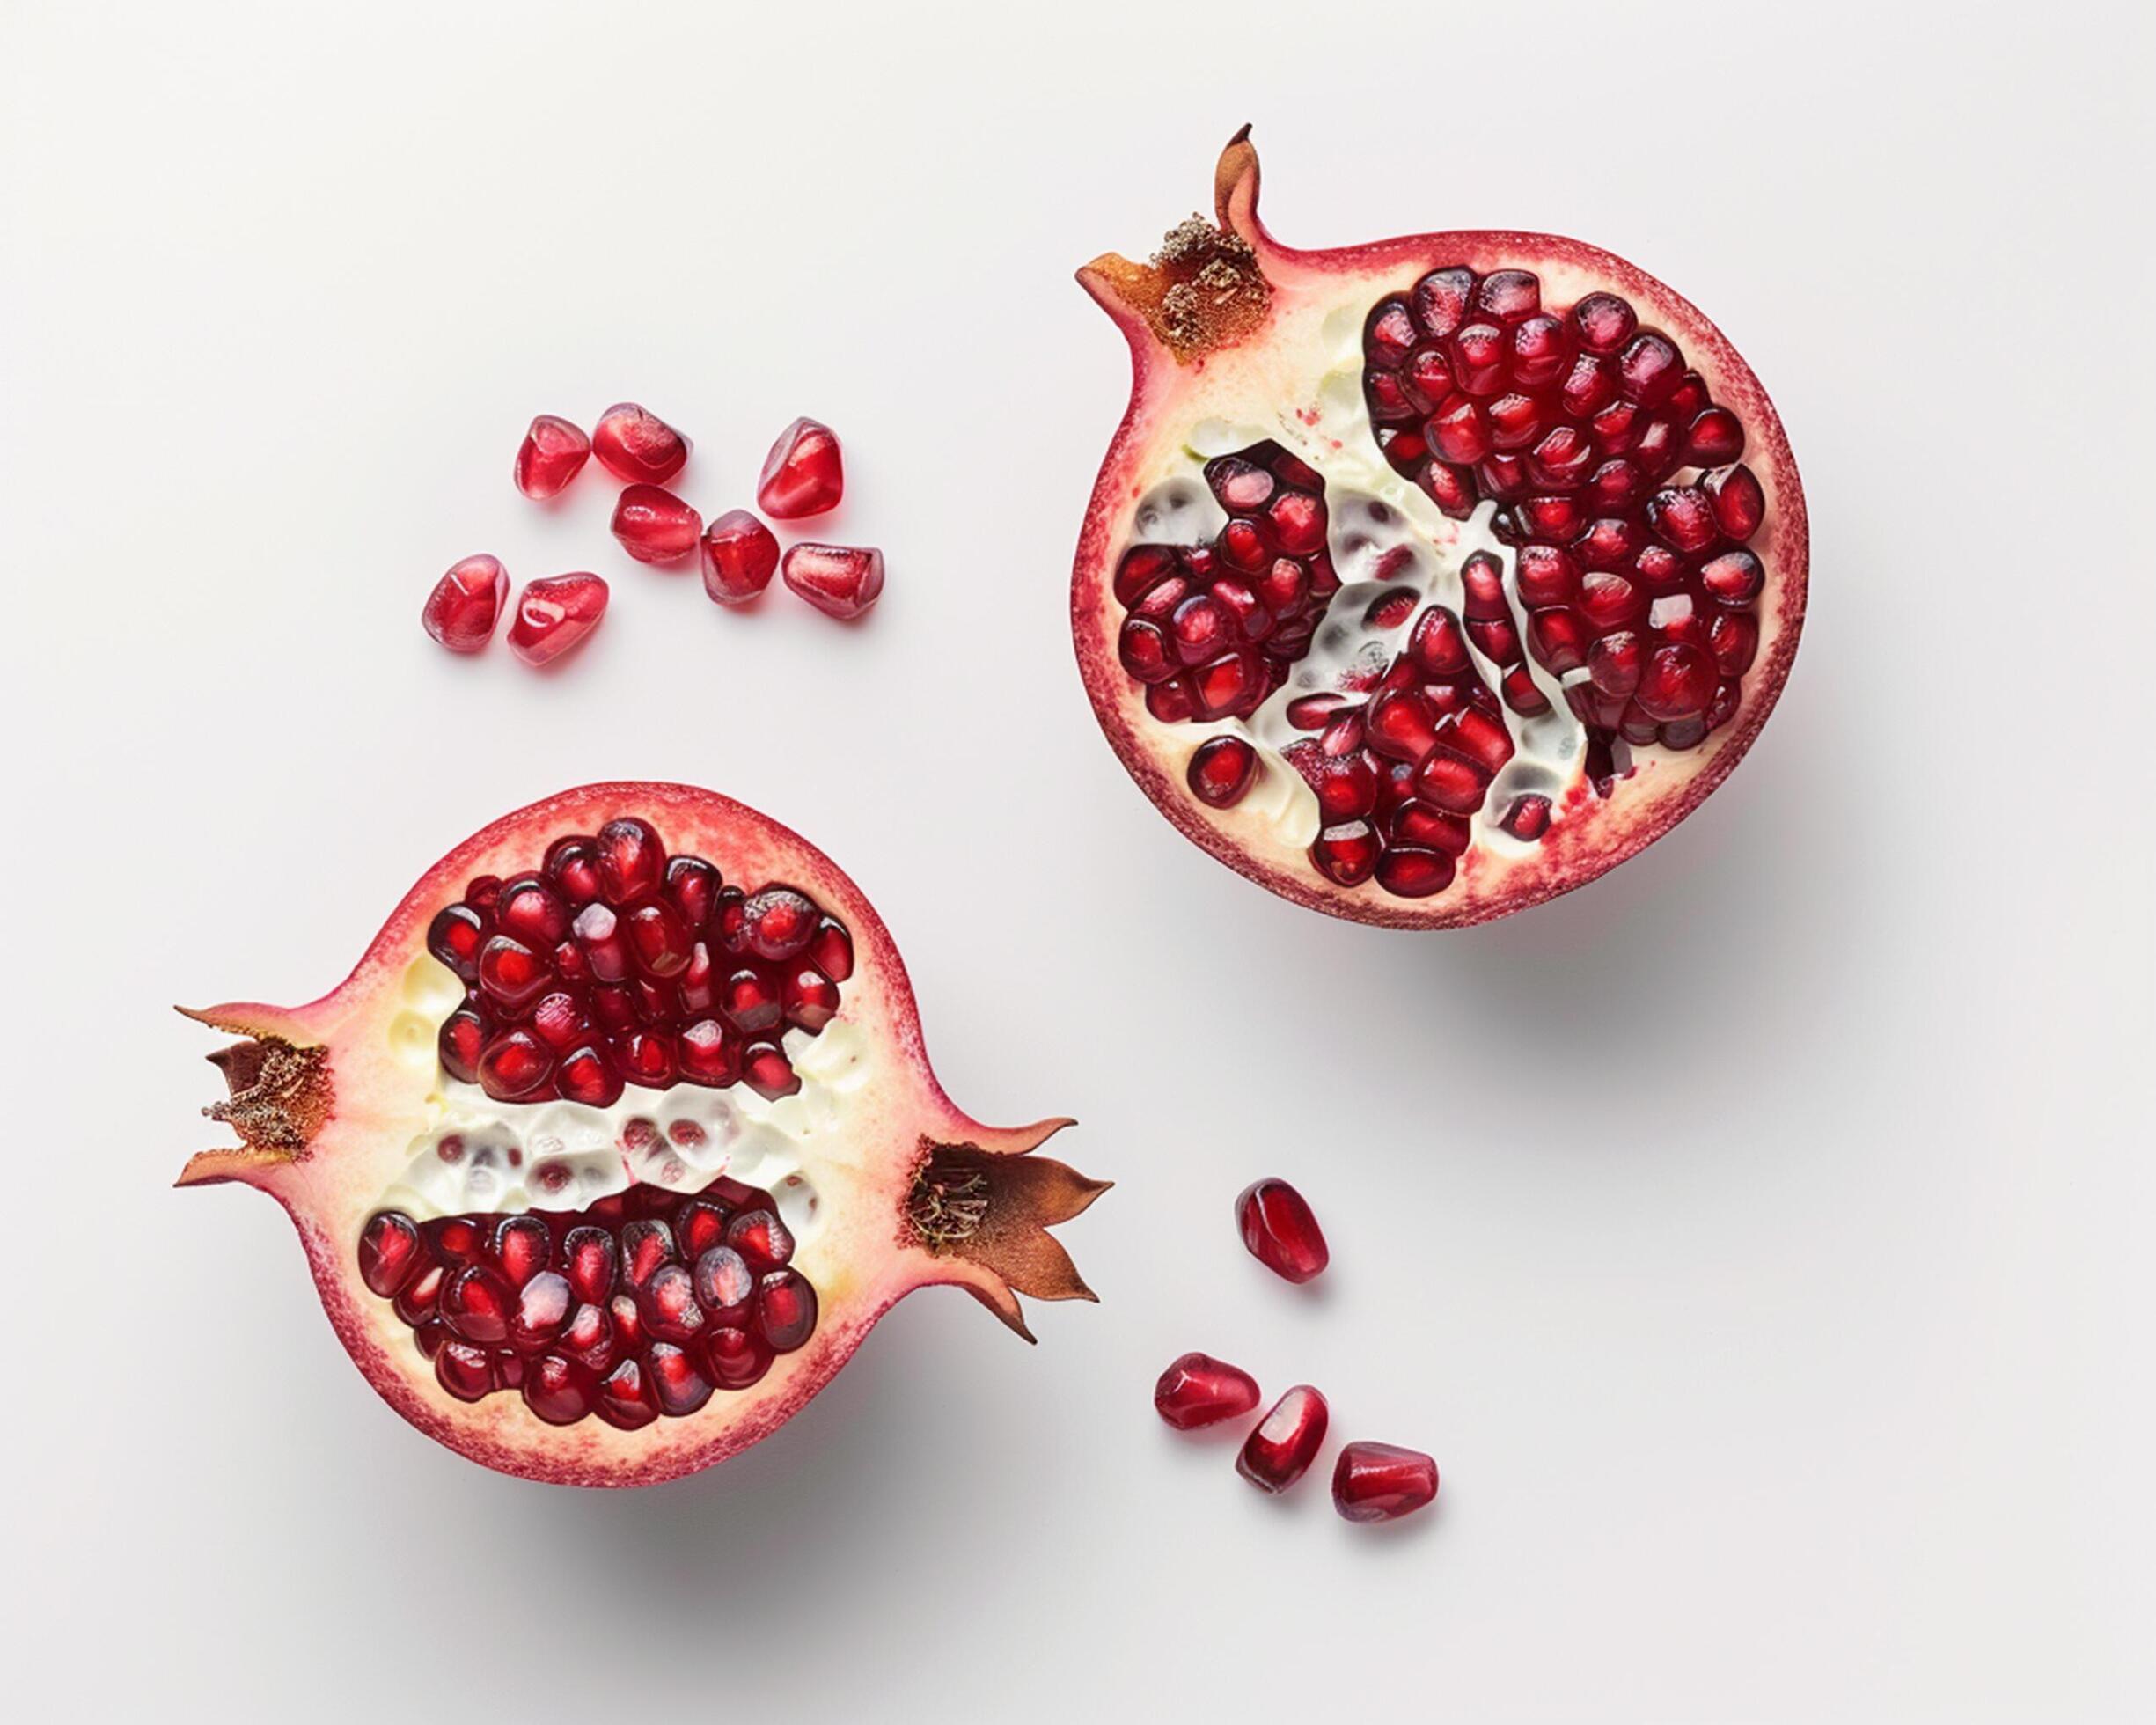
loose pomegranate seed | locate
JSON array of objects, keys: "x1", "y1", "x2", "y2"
[
  {"x1": 756, "y1": 416, "x2": 844, "y2": 518},
  {"x1": 513, "y1": 415, "x2": 591, "y2": 499},
  {"x1": 1236, "y1": 1178, "x2": 1329, "y2": 1283},
  {"x1": 590, "y1": 402, "x2": 689, "y2": 484},
  {"x1": 1154, "y1": 1352, "x2": 1262, "y2": 1430},
  {"x1": 422, "y1": 554, "x2": 509, "y2": 653},
  {"x1": 507, "y1": 574, "x2": 608, "y2": 667},
  {"x1": 700, "y1": 510, "x2": 781, "y2": 606},
  {"x1": 1331, "y1": 1442, "x2": 1438, "y2": 1523},
  {"x1": 781, "y1": 542, "x2": 884, "y2": 620},
  {"x1": 610, "y1": 485, "x2": 702, "y2": 564},
  {"x1": 1236, "y1": 1385, "x2": 1330, "y2": 1494}
]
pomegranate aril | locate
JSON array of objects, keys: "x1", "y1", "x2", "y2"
[
  {"x1": 422, "y1": 554, "x2": 509, "y2": 653},
  {"x1": 756, "y1": 416, "x2": 844, "y2": 518},
  {"x1": 1393, "y1": 800, "x2": 1471, "y2": 855},
  {"x1": 507, "y1": 573, "x2": 607, "y2": 666},
  {"x1": 559, "y1": 1227, "x2": 617, "y2": 1305},
  {"x1": 639, "y1": 1261, "x2": 707, "y2": 1344},
  {"x1": 1501, "y1": 794, "x2": 1553, "y2": 840},
  {"x1": 478, "y1": 936, "x2": 552, "y2": 1011},
  {"x1": 493, "y1": 1215, "x2": 551, "y2": 1287},
  {"x1": 702, "y1": 1326, "x2": 773, "y2": 1390},
  {"x1": 1408, "y1": 605, "x2": 1471, "y2": 674},
  {"x1": 440, "y1": 1264, "x2": 514, "y2": 1343},
  {"x1": 1266, "y1": 490, "x2": 1326, "y2": 555},
  {"x1": 610, "y1": 484, "x2": 702, "y2": 564},
  {"x1": 594, "y1": 1356, "x2": 659, "y2": 1429},
  {"x1": 1236, "y1": 1178, "x2": 1329, "y2": 1283},
  {"x1": 436, "y1": 1340, "x2": 495, "y2": 1402},
  {"x1": 809, "y1": 918, "x2": 853, "y2": 983},
  {"x1": 543, "y1": 835, "x2": 604, "y2": 906},
  {"x1": 1376, "y1": 845, "x2": 1456, "y2": 899},
  {"x1": 1710, "y1": 612, "x2": 1759, "y2": 677},
  {"x1": 394, "y1": 1263, "x2": 445, "y2": 1327},
  {"x1": 495, "y1": 876, "x2": 568, "y2": 949},
  {"x1": 1410, "y1": 266, "x2": 1475, "y2": 339},
  {"x1": 432, "y1": 1216, "x2": 487, "y2": 1264},
  {"x1": 1588, "y1": 631, "x2": 1644, "y2": 697},
  {"x1": 1364, "y1": 297, "x2": 1418, "y2": 367},
  {"x1": 618, "y1": 1218, "x2": 678, "y2": 1293},
  {"x1": 1154, "y1": 1352, "x2": 1262, "y2": 1431},
  {"x1": 741, "y1": 1041, "x2": 799, "y2": 1099},
  {"x1": 691, "y1": 1245, "x2": 755, "y2": 1323},
  {"x1": 478, "y1": 1028, "x2": 552, "y2": 1100},
  {"x1": 1310, "y1": 819, "x2": 1379, "y2": 885},
  {"x1": 1428, "y1": 393, "x2": 1490, "y2": 464},
  {"x1": 781, "y1": 542, "x2": 884, "y2": 619},
  {"x1": 1646, "y1": 485, "x2": 1720, "y2": 554},
  {"x1": 623, "y1": 899, "x2": 693, "y2": 980},
  {"x1": 1617, "y1": 332, "x2": 1683, "y2": 406},
  {"x1": 643, "y1": 1342, "x2": 711, "y2": 1417},
  {"x1": 783, "y1": 965, "x2": 840, "y2": 1031},
  {"x1": 1683, "y1": 401, "x2": 1744, "y2": 463},
  {"x1": 514, "y1": 414, "x2": 591, "y2": 500},
  {"x1": 1331, "y1": 1442, "x2": 1438, "y2": 1523},
  {"x1": 359, "y1": 1212, "x2": 422, "y2": 1297},
  {"x1": 1186, "y1": 735, "x2": 1259, "y2": 808},
  {"x1": 591, "y1": 402, "x2": 689, "y2": 484},
  {"x1": 755, "y1": 1268, "x2": 818, "y2": 1353},
  {"x1": 1412, "y1": 749, "x2": 1490, "y2": 816},
  {"x1": 508, "y1": 1270, "x2": 573, "y2": 1351},
  {"x1": 726, "y1": 1208, "x2": 794, "y2": 1269},
  {"x1": 1635, "y1": 642, "x2": 1719, "y2": 722},
  {"x1": 1699, "y1": 547, "x2": 1764, "y2": 606},
  {"x1": 695, "y1": 508, "x2": 781, "y2": 606},
  {"x1": 1237, "y1": 1385, "x2": 1330, "y2": 1494},
  {"x1": 427, "y1": 904, "x2": 486, "y2": 980},
  {"x1": 1703, "y1": 464, "x2": 1765, "y2": 540},
  {"x1": 1571, "y1": 291, "x2": 1637, "y2": 355},
  {"x1": 1449, "y1": 323, "x2": 1508, "y2": 395}
]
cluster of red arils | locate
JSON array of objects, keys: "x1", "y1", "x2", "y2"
[
  {"x1": 422, "y1": 405, "x2": 884, "y2": 664},
  {"x1": 1153, "y1": 1178, "x2": 1440, "y2": 1524}
]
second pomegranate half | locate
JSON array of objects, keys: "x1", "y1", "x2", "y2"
[
  {"x1": 177, "y1": 783, "x2": 1105, "y2": 1485},
  {"x1": 1072, "y1": 131, "x2": 1808, "y2": 926}
]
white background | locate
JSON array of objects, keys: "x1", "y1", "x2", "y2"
[{"x1": 4, "y1": 2, "x2": 2150, "y2": 1719}]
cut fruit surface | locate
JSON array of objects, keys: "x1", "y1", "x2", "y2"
[
  {"x1": 1073, "y1": 131, "x2": 1807, "y2": 927},
  {"x1": 178, "y1": 784, "x2": 1104, "y2": 1486}
]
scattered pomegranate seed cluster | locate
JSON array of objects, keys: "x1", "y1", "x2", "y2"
[
  {"x1": 357, "y1": 1174, "x2": 817, "y2": 1428},
  {"x1": 1154, "y1": 1179, "x2": 1438, "y2": 1524},
  {"x1": 422, "y1": 406, "x2": 884, "y2": 662},
  {"x1": 1114, "y1": 266, "x2": 1765, "y2": 899},
  {"x1": 426, "y1": 814, "x2": 853, "y2": 1105}
]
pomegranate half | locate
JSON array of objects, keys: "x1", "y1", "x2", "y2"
[
  {"x1": 177, "y1": 783, "x2": 1105, "y2": 1486},
  {"x1": 1073, "y1": 130, "x2": 1808, "y2": 926}
]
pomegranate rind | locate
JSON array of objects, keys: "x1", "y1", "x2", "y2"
[
  {"x1": 179, "y1": 783, "x2": 1099, "y2": 1486},
  {"x1": 1071, "y1": 133, "x2": 1808, "y2": 929}
]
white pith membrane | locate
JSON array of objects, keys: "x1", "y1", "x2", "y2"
[
  {"x1": 1122, "y1": 295, "x2": 1713, "y2": 867},
  {"x1": 377, "y1": 951, "x2": 860, "y2": 1244}
]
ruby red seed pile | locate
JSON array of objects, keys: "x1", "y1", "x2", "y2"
[
  {"x1": 1153, "y1": 1178, "x2": 1440, "y2": 1524},
  {"x1": 428, "y1": 814, "x2": 854, "y2": 1106},
  {"x1": 420, "y1": 405, "x2": 885, "y2": 664},
  {"x1": 359, "y1": 1174, "x2": 818, "y2": 1429}
]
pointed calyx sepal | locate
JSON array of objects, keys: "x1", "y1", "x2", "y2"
[
  {"x1": 1077, "y1": 127, "x2": 1272, "y2": 363},
  {"x1": 907, "y1": 1137, "x2": 1111, "y2": 1340},
  {"x1": 174, "y1": 1006, "x2": 333, "y2": 1187}
]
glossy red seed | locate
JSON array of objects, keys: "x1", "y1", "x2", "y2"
[
  {"x1": 1331, "y1": 1442, "x2": 1438, "y2": 1523},
  {"x1": 514, "y1": 415, "x2": 591, "y2": 499},
  {"x1": 1501, "y1": 794, "x2": 1553, "y2": 840},
  {"x1": 436, "y1": 1340, "x2": 494, "y2": 1402},
  {"x1": 358, "y1": 1213, "x2": 422, "y2": 1297},
  {"x1": 756, "y1": 1268, "x2": 818, "y2": 1352},
  {"x1": 1236, "y1": 1178, "x2": 1330, "y2": 1283},
  {"x1": 781, "y1": 542, "x2": 884, "y2": 619},
  {"x1": 1154, "y1": 1352, "x2": 1262, "y2": 1430},
  {"x1": 610, "y1": 484, "x2": 702, "y2": 564},
  {"x1": 478, "y1": 1028, "x2": 552, "y2": 1099},
  {"x1": 590, "y1": 402, "x2": 689, "y2": 484},
  {"x1": 439, "y1": 1264, "x2": 514, "y2": 1343},
  {"x1": 1635, "y1": 642, "x2": 1719, "y2": 722},
  {"x1": 1309, "y1": 819, "x2": 1379, "y2": 886},
  {"x1": 507, "y1": 574, "x2": 608, "y2": 666},
  {"x1": 1237, "y1": 1385, "x2": 1330, "y2": 1494},
  {"x1": 1187, "y1": 735, "x2": 1258, "y2": 808},
  {"x1": 422, "y1": 554, "x2": 509, "y2": 652},
  {"x1": 756, "y1": 416, "x2": 844, "y2": 518},
  {"x1": 1375, "y1": 845, "x2": 1455, "y2": 899},
  {"x1": 700, "y1": 509, "x2": 781, "y2": 605}
]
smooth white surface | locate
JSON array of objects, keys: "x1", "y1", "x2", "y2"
[{"x1": 3, "y1": 3, "x2": 2150, "y2": 1719}]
